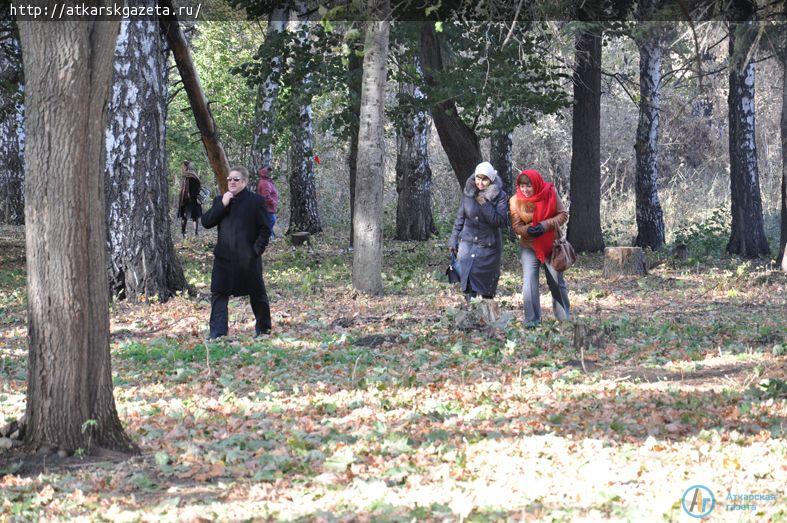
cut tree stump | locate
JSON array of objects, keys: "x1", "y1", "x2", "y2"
[
  {"x1": 602, "y1": 246, "x2": 647, "y2": 277},
  {"x1": 290, "y1": 232, "x2": 310, "y2": 246}
]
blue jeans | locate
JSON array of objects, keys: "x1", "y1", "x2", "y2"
[
  {"x1": 520, "y1": 247, "x2": 570, "y2": 325},
  {"x1": 269, "y1": 214, "x2": 277, "y2": 239}
]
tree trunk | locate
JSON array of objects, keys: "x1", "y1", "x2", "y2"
[
  {"x1": 419, "y1": 22, "x2": 481, "y2": 188},
  {"x1": 491, "y1": 129, "x2": 515, "y2": 241},
  {"x1": 603, "y1": 247, "x2": 647, "y2": 277},
  {"x1": 634, "y1": 10, "x2": 666, "y2": 251},
  {"x1": 250, "y1": 8, "x2": 288, "y2": 175},
  {"x1": 567, "y1": 28, "x2": 605, "y2": 253},
  {"x1": 726, "y1": 19, "x2": 770, "y2": 258},
  {"x1": 0, "y1": 24, "x2": 24, "y2": 226},
  {"x1": 395, "y1": 58, "x2": 435, "y2": 241},
  {"x1": 779, "y1": 45, "x2": 787, "y2": 269},
  {"x1": 105, "y1": 17, "x2": 188, "y2": 302},
  {"x1": 160, "y1": 4, "x2": 230, "y2": 195},
  {"x1": 286, "y1": 10, "x2": 322, "y2": 235},
  {"x1": 347, "y1": 28, "x2": 364, "y2": 246},
  {"x1": 353, "y1": 10, "x2": 390, "y2": 295},
  {"x1": 19, "y1": 19, "x2": 135, "y2": 453}
]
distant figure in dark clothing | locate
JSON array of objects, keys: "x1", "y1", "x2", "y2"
[
  {"x1": 177, "y1": 161, "x2": 203, "y2": 237},
  {"x1": 201, "y1": 166, "x2": 273, "y2": 339},
  {"x1": 256, "y1": 166, "x2": 279, "y2": 239}
]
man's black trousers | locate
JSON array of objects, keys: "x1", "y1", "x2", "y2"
[{"x1": 208, "y1": 284, "x2": 271, "y2": 338}]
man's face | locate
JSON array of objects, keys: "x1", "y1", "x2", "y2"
[{"x1": 227, "y1": 170, "x2": 248, "y2": 195}]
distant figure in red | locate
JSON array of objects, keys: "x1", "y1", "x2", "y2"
[
  {"x1": 177, "y1": 161, "x2": 202, "y2": 237},
  {"x1": 256, "y1": 166, "x2": 279, "y2": 239}
]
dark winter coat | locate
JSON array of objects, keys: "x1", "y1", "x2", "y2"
[
  {"x1": 448, "y1": 176, "x2": 509, "y2": 296},
  {"x1": 178, "y1": 174, "x2": 203, "y2": 221},
  {"x1": 201, "y1": 188, "x2": 272, "y2": 296}
]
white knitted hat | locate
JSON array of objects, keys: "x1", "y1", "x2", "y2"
[{"x1": 474, "y1": 161, "x2": 498, "y2": 183}]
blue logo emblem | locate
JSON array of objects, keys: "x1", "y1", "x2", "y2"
[{"x1": 682, "y1": 485, "x2": 715, "y2": 518}]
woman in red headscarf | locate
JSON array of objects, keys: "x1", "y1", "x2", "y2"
[{"x1": 509, "y1": 169, "x2": 570, "y2": 327}]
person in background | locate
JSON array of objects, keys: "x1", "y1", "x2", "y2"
[
  {"x1": 448, "y1": 161, "x2": 509, "y2": 304},
  {"x1": 202, "y1": 166, "x2": 272, "y2": 339},
  {"x1": 509, "y1": 169, "x2": 570, "y2": 328},
  {"x1": 177, "y1": 161, "x2": 202, "y2": 237},
  {"x1": 256, "y1": 166, "x2": 279, "y2": 239}
]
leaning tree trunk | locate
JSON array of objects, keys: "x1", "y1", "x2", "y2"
[
  {"x1": 19, "y1": 19, "x2": 135, "y2": 453},
  {"x1": 353, "y1": 11, "x2": 390, "y2": 295},
  {"x1": 778, "y1": 44, "x2": 786, "y2": 269},
  {"x1": 287, "y1": 12, "x2": 322, "y2": 235},
  {"x1": 347, "y1": 27, "x2": 364, "y2": 246},
  {"x1": 567, "y1": 27, "x2": 605, "y2": 253},
  {"x1": 250, "y1": 8, "x2": 288, "y2": 174},
  {"x1": 160, "y1": 3, "x2": 230, "y2": 194},
  {"x1": 633, "y1": 10, "x2": 665, "y2": 250},
  {"x1": 727, "y1": 19, "x2": 770, "y2": 257},
  {"x1": 0, "y1": 24, "x2": 24, "y2": 225},
  {"x1": 419, "y1": 22, "x2": 481, "y2": 188},
  {"x1": 105, "y1": 17, "x2": 188, "y2": 302},
  {"x1": 395, "y1": 59, "x2": 435, "y2": 241}
]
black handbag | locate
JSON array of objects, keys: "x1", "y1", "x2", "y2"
[{"x1": 445, "y1": 253, "x2": 461, "y2": 284}]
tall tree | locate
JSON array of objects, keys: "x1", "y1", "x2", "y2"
[
  {"x1": 490, "y1": 130, "x2": 513, "y2": 200},
  {"x1": 0, "y1": 21, "x2": 23, "y2": 225},
  {"x1": 726, "y1": 0, "x2": 770, "y2": 258},
  {"x1": 353, "y1": 3, "x2": 390, "y2": 294},
  {"x1": 567, "y1": 24, "x2": 605, "y2": 252},
  {"x1": 105, "y1": 16, "x2": 188, "y2": 302},
  {"x1": 287, "y1": 6, "x2": 322, "y2": 234},
  {"x1": 250, "y1": 8, "x2": 288, "y2": 174},
  {"x1": 19, "y1": 19, "x2": 134, "y2": 453},
  {"x1": 633, "y1": 5, "x2": 666, "y2": 250},
  {"x1": 780, "y1": 38, "x2": 787, "y2": 270},
  {"x1": 395, "y1": 57, "x2": 435, "y2": 241}
]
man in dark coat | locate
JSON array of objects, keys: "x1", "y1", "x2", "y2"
[{"x1": 201, "y1": 166, "x2": 272, "y2": 339}]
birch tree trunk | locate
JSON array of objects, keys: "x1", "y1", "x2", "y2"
[
  {"x1": 0, "y1": 24, "x2": 24, "y2": 225},
  {"x1": 567, "y1": 27, "x2": 605, "y2": 253},
  {"x1": 287, "y1": 10, "x2": 322, "y2": 234},
  {"x1": 105, "y1": 17, "x2": 188, "y2": 302},
  {"x1": 726, "y1": 17, "x2": 770, "y2": 258},
  {"x1": 250, "y1": 8, "x2": 288, "y2": 174},
  {"x1": 19, "y1": 18, "x2": 135, "y2": 453},
  {"x1": 395, "y1": 58, "x2": 435, "y2": 241},
  {"x1": 779, "y1": 43, "x2": 786, "y2": 270},
  {"x1": 353, "y1": 7, "x2": 390, "y2": 294},
  {"x1": 634, "y1": 11, "x2": 665, "y2": 250}
]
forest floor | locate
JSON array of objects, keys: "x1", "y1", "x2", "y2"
[{"x1": 1, "y1": 224, "x2": 785, "y2": 522}]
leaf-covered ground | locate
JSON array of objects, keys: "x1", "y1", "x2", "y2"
[{"x1": 1, "y1": 225, "x2": 785, "y2": 521}]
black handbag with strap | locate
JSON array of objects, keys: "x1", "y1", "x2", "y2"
[{"x1": 445, "y1": 253, "x2": 461, "y2": 283}]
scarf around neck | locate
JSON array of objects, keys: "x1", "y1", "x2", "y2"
[{"x1": 516, "y1": 169, "x2": 557, "y2": 262}]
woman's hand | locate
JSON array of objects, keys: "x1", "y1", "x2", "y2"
[{"x1": 527, "y1": 223, "x2": 545, "y2": 237}]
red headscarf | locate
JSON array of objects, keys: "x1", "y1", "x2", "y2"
[{"x1": 516, "y1": 169, "x2": 557, "y2": 262}]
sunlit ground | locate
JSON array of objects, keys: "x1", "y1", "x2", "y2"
[{"x1": 1, "y1": 224, "x2": 785, "y2": 521}]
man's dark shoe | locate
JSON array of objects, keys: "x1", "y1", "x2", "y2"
[
  {"x1": 254, "y1": 329, "x2": 271, "y2": 338},
  {"x1": 207, "y1": 333, "x2": 226, "y2": 340}
]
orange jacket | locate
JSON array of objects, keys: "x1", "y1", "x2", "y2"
[{"x1": 509, "y1": 193, "x2": 568, "y2": 248}]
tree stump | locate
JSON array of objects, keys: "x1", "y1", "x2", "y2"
[
  {"x1": 290, "y1": 232, "x2": 310, "y2": 246},
  {"x1": 602, "y1": 247, "x2": 647, "y2": 277}
]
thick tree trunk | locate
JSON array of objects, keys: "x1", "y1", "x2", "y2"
[
  {"x1": 419, "y1": 22, "x2": 481, "y2": 188},
  {"x1": 348, "y1": 30, "x2": 363, "y2": 246},
  {"x1": 634, "y1": 11, "x2": 665, "y2": 250},
  {"x1": 726, "y1": 21, "x2": 770, "y2": 258},
  {"x1": 19, "y1": 19, "x2": 135, "y2": 453},
  {"x1": 0, "y1": 24, "x2": 24, "y2": 225},
  {"x1": 395, "y1": 59, "x2": 435, "y2": 241},
  {"x1": 567, "y1": 28, "x2": 605, "y2": 253},
  {"x1": 353, "y1": 12, "x2": 390, "y2": 295},
  {"x1": 286, "y1": 11, "x2": 322, "y2": 235},
  {"x1": 250, "y1": 8, "x2": 288, "y2": 174},
  {"x1": 779, "y1": 47, "x2": 787, "y2": 269},
  {"x1": 105, "y1": 17, "x2": 188, "y2": 302},
  {"x1": 160, "y1": 5, "x2": 230, "y2": 195}
]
